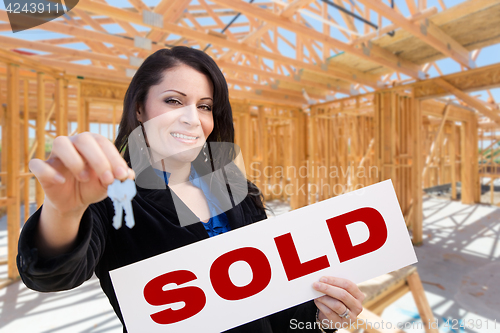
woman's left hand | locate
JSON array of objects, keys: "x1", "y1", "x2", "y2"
[{"x1": 313, "y1": 276, "x2": 365, "y2": 329}]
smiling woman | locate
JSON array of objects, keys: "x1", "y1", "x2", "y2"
[{"x1": 17, "y1": 46, "x2": 364, "y2": 333}]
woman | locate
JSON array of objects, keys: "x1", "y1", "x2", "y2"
[{"x1": 18, "y1": 47, "x2": 364, "y2": 332}]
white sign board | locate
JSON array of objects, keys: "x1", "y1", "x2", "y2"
[{"x1": 110, "y1": 179, "x2": 418, "y2": 333}]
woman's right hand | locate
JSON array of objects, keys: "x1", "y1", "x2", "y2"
[{"x1": 29, "y1": 132, "x2": 135, "y2": 216}]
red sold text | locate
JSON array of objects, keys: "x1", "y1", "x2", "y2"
[{"x1": 143, "y1": 207, "x2": 387, "y2": 325}]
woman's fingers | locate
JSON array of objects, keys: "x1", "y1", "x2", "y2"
[
  {"x1": 69, "y1": 133, "x2": 113, "y2": 185},
  {"x1": 51, "y1": 136, "x2": 89, "y2": 182},
  {"x1": 313, "y1": 277, "x2": 364, "y2": 316},
  {"x1": 35, "y1": 132, "x2": 134, "y2": 192},
  {"x1": 314, "y1": 298, "x2": 337, "y2": 319},
  {"x1": 91, "y1": 133, "x2": 131, "y2": 181},
  {"x1": 66, "y1": 132, "x2": 126, "y2": 185},
  {"x1": 313, "y1": 281, "x2": 357, "y2": 311},
  {"x1": 29, "y1": 158, "x2": 66, "y2": 185},
  {"x1": 315, "y1": 276, "x2": 365, "y2": 301},
  {"x1": 314, "y1": 295, "x2": 348, "y2": 318},
  {"x1": 313, "y1": 277, "x2": 364, "y2": 330}
]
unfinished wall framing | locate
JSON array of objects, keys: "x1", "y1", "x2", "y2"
[{"x1": 308, "y1": 87, "x2": 481, "y2": 245}]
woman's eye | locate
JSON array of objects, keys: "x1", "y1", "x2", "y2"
[
  {"x1": 198, "y1": 104, "x2": 212, "y2": 111},
  {"x1": 165, "y1": 98, "x2": 181, "y2": 105}
]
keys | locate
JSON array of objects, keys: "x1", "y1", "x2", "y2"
[{"x1": 108, "y1": 179, "x2": 137, "y2": 229}]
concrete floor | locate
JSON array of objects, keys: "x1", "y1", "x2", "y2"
[{"x1": 0, "y1": 198, "x2": 499, "y2": 333}]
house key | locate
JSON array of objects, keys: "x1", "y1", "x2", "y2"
[{"x1": 107, "y1": 179, "x2": 137, "y2": 229}]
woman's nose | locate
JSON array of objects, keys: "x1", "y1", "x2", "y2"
[{"x1": 179, "y1": 104, "x2": 201, "y2": 126}]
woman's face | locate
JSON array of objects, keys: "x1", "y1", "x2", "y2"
[{"x1": 137, "y1": 63, "x2": 214, "y2": 164}]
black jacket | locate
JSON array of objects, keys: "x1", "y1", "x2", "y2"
[{"x1": 17, "y1": 166, "x2": 321, "y2": 333}]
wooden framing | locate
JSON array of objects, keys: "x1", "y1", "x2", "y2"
[
  {"x1": 374, "y1": 91, "x2": 420, "y2": 241},
  {"x1": 6, "y1": 64, "x2": 20, "y2": 281},
  {"x1": 478, "y1": 127, "x2": 500, "y2": 206},
  {"x1": 308, "y1": 86, "x2": 480, "y2": 245},
  {"x1": 358, "y1": 0, "x2": 472, "y2": 69},
  {"x1": 309, "y1": 95, "x2": 377, "y2": 206},
  {"x1": 354, "y1": 267, "x2": 438, "y2": 333}
]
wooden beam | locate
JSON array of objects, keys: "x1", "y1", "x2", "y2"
[
  {"x1": 434, "y1": 77, "x2": 500, "y2": 124},
  {"x1": 358, "y1": 138, "x2": 375, "y2": 167},
  {"x1": 230, "y1": 90, "x2": 303, "y2": 108},
  {"x1": 354, "y1": 6, "x2": 442, "y2": 46},
  {"x1": 423, "y1": 104, "x2": 450, "y2": 178},
  {"x1": 414, "y1": 63, "x2": 500, "y2": 99},
  {"x1": 198, "y1": 0, "x2": 239, "y2": 42},
  {"x1": 62, "y1": 7, "x2": 133, "y2": 65},
  {"x1": 227, "y1": 77, "x2": 309, "y2": 101},
  {"x1": 461, "y1": 114, "x2": 480, "y2": 204},
  {"x1": 358, "y1": 0, "x2": 472, "y2": 68},
  {"x1": 6, "y1": 64, "x2": 20, "y2": 280},
  {"x1": 429, "y1": 0, "x2": 498, "y2": 26},
  {"x1": 39, "y1": 37, "x2": 81, "y2": 45},
  {"x1": 0, "y1": 48, "x2": 59, "y2": 76},
  {"x1": 22, "y1": 79, "x2": 30, "y2": 223},
  {"x1": 405, "y1": 0, "x2": 418, "y2": 15},
  {"x1": 258, "y1": 105, "x2": 268, "y2": 193},
  {"x1": 407, "y1": 272, "x2": 440, "y2": 333},
  {"x1": 0, "y1": 35, "x2": 134, "y2": 69},
  {"x1": 127, "y1": 0, "x2": 150, "y2": 12},
  {"x1": 0, "y1": 23, "x2": 11, "y2": 31},
  {"x1": 72, "y1": 8, "x2": 109, "y2": 34},
  {"x1": 421, "y1": 99, "x2": 472, "y2": 123},
  {"x1": 411, "y1": 90, "x2": 423, "y2": 244},
  {"x1": 450, "y1": 122, "x2": 457, "y2": 199},
  {"x1": 480, "y1": 139, "x2": 500, "y2": 155},
  {"x1": 141, "y1": 0, "x2": 192, "y2": 58},
  {"x1": 33, "y1": 56, "x2": 130, "y2": 83},
  {"x1": 153, "y1": 0, "x2": 177, "y2": 14},
  {"x1": 36, "y1": 72, "x2": 45, "y2": 208},
  {"x1": 281, "y1": 0, "x2": 316, "y2": 18},
  {"x1": 333, "y1": 0, "x2": 357, "y2": 35},
  {"x1": 55, "y1": 78, "x2": 67, "y2": 136},
  {"x1": 93, "y1": 0, "x2": 141, "y2": 42}
]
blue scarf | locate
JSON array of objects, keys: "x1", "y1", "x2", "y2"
[{"x1": 153, "y1": 165, "x2": 231, "y2": 237}]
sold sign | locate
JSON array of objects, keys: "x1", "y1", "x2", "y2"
[{"x1": 110, "y1": 180, "x2": 417, "y2": 333}]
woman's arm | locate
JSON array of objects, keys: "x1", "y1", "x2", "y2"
[
  {"x1": 17, "y1": 199, "x2": 114, "y2": 292},
  {"x1": 18, "y1": 132, "x2": 134, "y2": 291},
  {"x1": 27, "y1": 132, "x2": 133, "y2": 258},
  {"x1": 35, "y1": 202, "x2": 87, "y2": 258}
]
